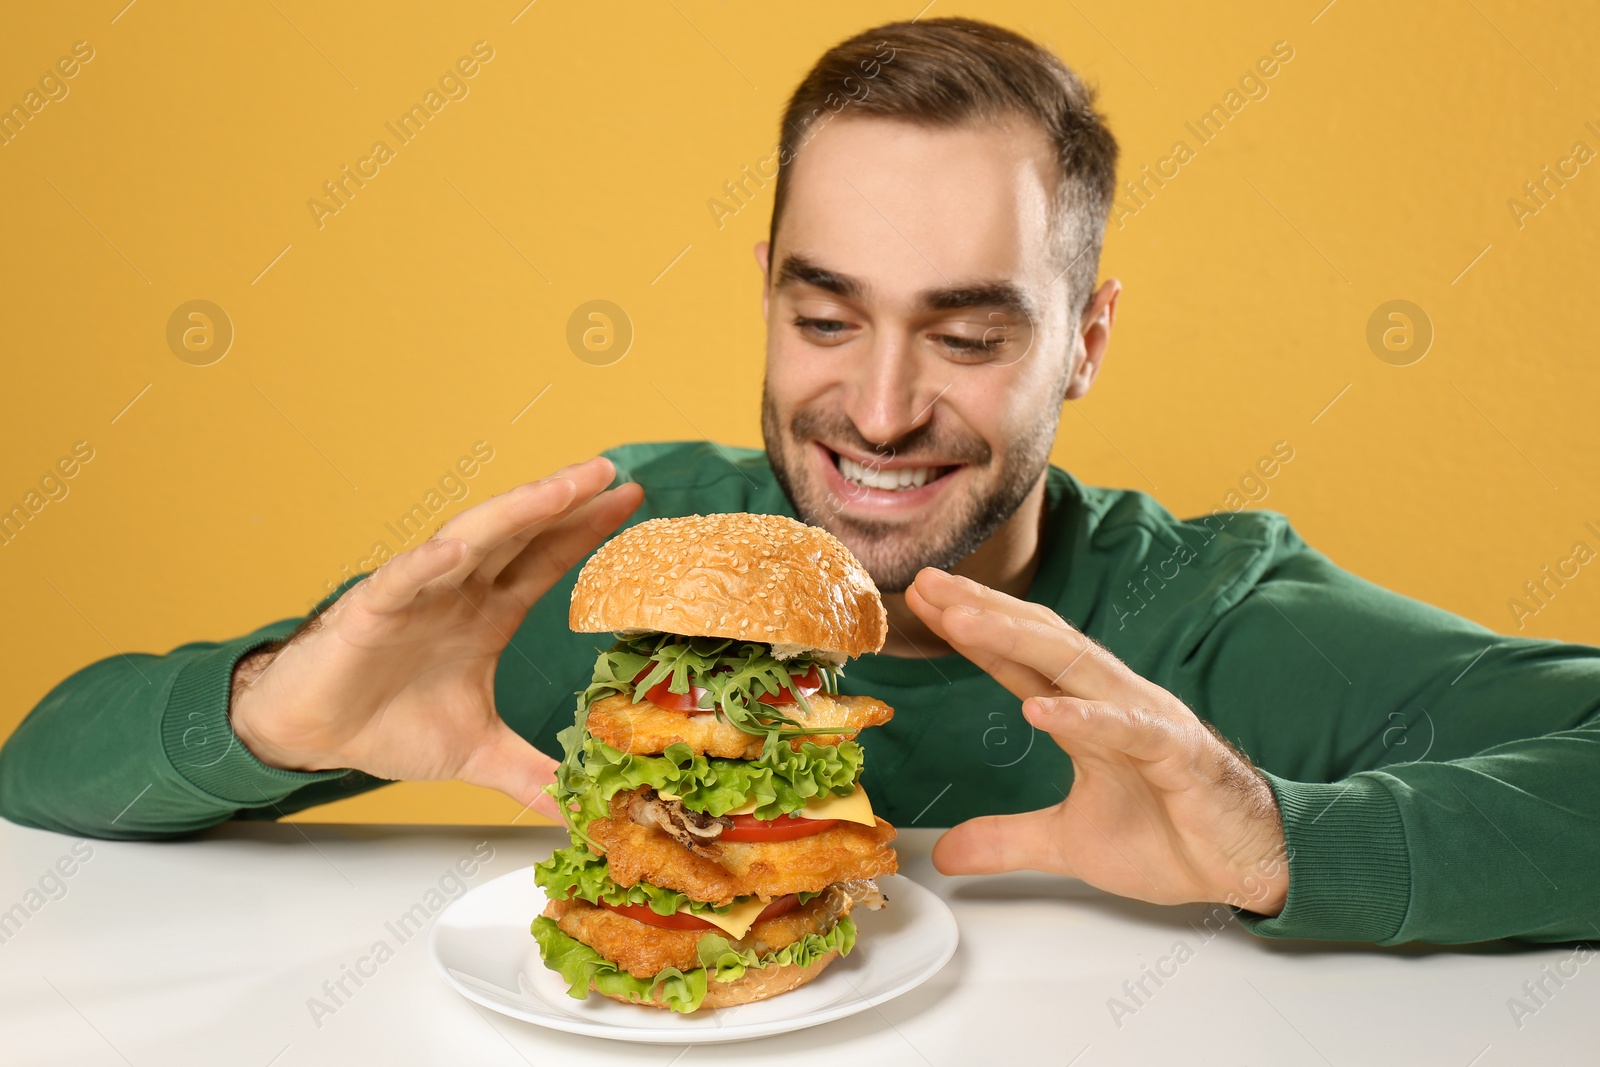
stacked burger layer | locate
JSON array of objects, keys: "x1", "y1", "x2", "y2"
[{"x1": 531, "y1": 513, "x2": 899, "y2": 1013}]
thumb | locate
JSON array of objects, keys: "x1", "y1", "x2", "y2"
[
  {"x1": 931, "y1": 807, "x2": 1069, "y2": 877},
  {"x1": 458, "y1": 723, "x2": 563, "y2": 822}
]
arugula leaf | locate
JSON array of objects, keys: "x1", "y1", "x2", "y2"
[
  {"x1": 529, "y1": 914, "x2": 857, "y2": 1014},
  {"x1": 535, "y1": 844, "x2": 821, "y2": 916},
  {"x1": 588, "y1": 633, "x2": 843, "y2": 739}
]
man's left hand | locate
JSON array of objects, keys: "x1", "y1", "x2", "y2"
[{"x1": 905, "y1": 568, "x2": 1289, "y2": 914}]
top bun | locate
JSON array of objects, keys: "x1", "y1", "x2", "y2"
[{"x1": 569, "y1": 513, "x2": 886, "y2": 660}]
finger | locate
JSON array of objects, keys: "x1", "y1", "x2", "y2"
[
  {"x1": 910, "y1": 567, "x2": 1133, "y2": 700},
  {"x1": 497, "y1": 482, "x2": 645, "y2": 606},
  {"x1": 911, "y1": 567, "x2": 1064, "y2": 626},
  {"x1": 903, "y1": 582, "x2": 962, "y2": 643},
  {"x1": 1024, "y1": 696, "x2": 1193, "y2": 767},
  {"x1": 949, "y1": 634, "x2": 1061, "y2": 702},
  {"x1": 938, "y1": 599, "x2": 1148, "y2": 705},
  {"x1": 356, "y1": 537, "x2": 468, "y2": 616},
  {"x1": 907, "y1": 587, "x2": 1062, "y2": 700},
  {"x1": 474, "y1": 457, "x2": 621, "y2": 582},
  {"x1": 909, "y1": 582, "x2": 1093, "y2": 700},
  {"x1": 931, "y1": 807, "x2": 1070, "y2": 877},
  {"x1": 457, "y1": 722, "x2": 564, "y2": 821},
  {"x1": 435, "y1": 457, "x2": 614, "y2": 581},
  {"x1": 902, "y1": 582, "x2": 935, "y2": 621}
]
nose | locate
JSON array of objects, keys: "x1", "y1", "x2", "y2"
[{"x1": 842, "y1": 329, "x2": 940, "y2": 448}]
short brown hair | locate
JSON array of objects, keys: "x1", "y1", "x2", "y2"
[{"x1": 769, "y1": 17, "x2": 1119, "y2": 316}]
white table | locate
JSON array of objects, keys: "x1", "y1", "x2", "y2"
[{"x1": 1, "y1": 819, "x2": 1592, "y2": 1066}]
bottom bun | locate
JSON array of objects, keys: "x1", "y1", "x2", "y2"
[{"x1": 597, "y1": 948, "x2": 842, "y2": 1011}]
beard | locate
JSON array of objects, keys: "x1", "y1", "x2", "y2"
[{"x1": 762, "y1": 382, "x2": 1062, "y2": 593}]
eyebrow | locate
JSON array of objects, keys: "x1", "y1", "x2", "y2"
[
  {"x1": 775, "y1": 253, "x2": 1038, "y2": 323},
  {"x1": 920, "y1": 282, "x2": 1038, "y2": 323},
  {"x1": 775, "y1": 254, "x2": 866, "y2": 301}
]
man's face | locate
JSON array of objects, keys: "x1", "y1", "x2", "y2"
[{"x1": 760, "y1": 114, "x2": 1089, "y2": 592}]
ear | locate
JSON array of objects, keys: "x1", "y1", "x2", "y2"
[
  {"x1": 755, "y1": 241, "x2": 772, "y2": 323},
  {"x1": 1065, "y1": 278, "x2": 1120, "y2": 401}
]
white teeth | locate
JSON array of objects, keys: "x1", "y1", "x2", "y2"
[{"x1": 837, "y1": 455, "x2": 939, "y2": 491}]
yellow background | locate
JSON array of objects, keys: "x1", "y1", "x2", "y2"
[{"x1": 3, "y1": 1, "x2": 1596, "y2": 826}]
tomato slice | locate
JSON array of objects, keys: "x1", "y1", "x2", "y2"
[
  {"x1": 640, "y1": 677, "x2": 713, "y2": 712},
  {"x1": 718, "y1": 813, "x2": 839, "y2": 842},
  {"x1": 631, "y1": 664, "x2": 823, "y2": 714},
  {"x1": 757, "y1": 665, "x2": 823, "y2": 706},
  {"x1": 752, "y1": 893, "x2": 802, "y2": 921},
  {"x1": 598, "y1": 899, "x2": 716, "y2": 929},
  {"x1": 598, "y1": 894, "x2": 802, "y2": 929}
]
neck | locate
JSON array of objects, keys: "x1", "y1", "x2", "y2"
[{"x1": 879, "y1": 475, "x2": 1049, "y2": 658}]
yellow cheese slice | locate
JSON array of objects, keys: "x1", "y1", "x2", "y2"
[
  {"x1": 722, "y1": 785, "x2": 876, "y2": 825},
  {"x1": 680, "y1": 895, "x2": 769, "y2": 939},
  {"x1": 653, "y1": 786, "x2": 876, "y2": 825},
  {"x1": 654, "y1": 788, "x2": 878, "y2": 938}
]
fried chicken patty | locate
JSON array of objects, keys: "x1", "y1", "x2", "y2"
[
  {"x1": 588, "y1": 789, "x2": 898, "y2": 905},
  {"x1": 585, "y1": 690, "x2": 894, "y2": 758},
  {"x1": 542, "y1": 885, "x2": 860, "y2": 978}
]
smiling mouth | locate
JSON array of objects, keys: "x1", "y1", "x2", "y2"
[{"x1": 829, "y1": 449, "x2": 960, "y2": 491}]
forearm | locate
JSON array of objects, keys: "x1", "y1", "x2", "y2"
[
  {"x1": 0, "y1": 606, "x2": 367, "y2": 841},
  {"x1": 228, "y1": 642, "x2": 317, "y2": 772},
  {"x1": 1242, "y1": 711, "x2": 1600, "y2": 944},
  {"x1": 1166, "y1": 542, "x2": 1600, "y2": 944}
]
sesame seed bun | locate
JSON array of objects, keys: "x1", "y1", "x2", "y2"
[{"x1": 568, "y1": 513, "x2": 886, "y2": 660}]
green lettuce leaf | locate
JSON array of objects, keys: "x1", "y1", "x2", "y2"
[
  {"x1": 546, "y1": 632, "x2": 868, "y2": 845},
  {"x1": 554, "y1": 730, "x2": 864, "y2": 843},
  {"x1": 530, "y1": 916, "x2": 706, "y2": 1012},
  {"x1": 693, "y1": 915, "x2": 857, "y2": 981},
  {"x1": 529, "y1": 914, "x2": 857, "y2": 1014},
  {"x1": 534, "y1": 844, "x2": 820, "y2": 917}
]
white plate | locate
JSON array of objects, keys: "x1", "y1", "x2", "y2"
[{"x1": 428, "y1": 866, "x2": 958, "y2": 1044}]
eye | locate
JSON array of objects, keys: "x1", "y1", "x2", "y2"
[
  {"x1": 793, "y1": 316, "x2": 854, "y2": 345},
  {"x1": 935, "y1": 333, "x2": 1000, "y2": 351},
  {"x1": 931, "y1": 330, "x2": 1007, "y2": 361}
]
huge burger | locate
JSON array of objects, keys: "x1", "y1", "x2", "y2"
[{"x1": 530, "y1": 513, "x2": 899, "y2": 1013}]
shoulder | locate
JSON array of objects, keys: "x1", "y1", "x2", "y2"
[
  {"x1": 602, "y1": 440, "x2": 764, "y2": 488},
  {"x1": 1062, "y1": 468, "x2": 1304, "y2": 583},
  {"x1": 1090, "y1": 482, "x2": 1303, "y2": 580},
  {"x1": 599, "y1": 440, "x2": 782, "y2": 519},
  {"x1": 1051, "y1": 467, "x2": 1312, "y2": 662}
]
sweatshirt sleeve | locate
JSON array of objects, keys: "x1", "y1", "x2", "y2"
[
  {"x1": 0, "y1": 444, "x2": 701, "y2": 843},
  {"x1": 0, "y1": 581, "x2": 388, "y2": 840},
  {"x1": 1177, "y1": 537, "x2": 1600, "y2": 945}
]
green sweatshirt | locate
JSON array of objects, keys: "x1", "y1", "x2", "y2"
[{"x1": 3, "y1": 440, "x2": 1598, "y2": 946}]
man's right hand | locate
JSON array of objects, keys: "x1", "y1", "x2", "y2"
[{"x1": 228, "y1": 456, "x2": 642, "y2": 820}]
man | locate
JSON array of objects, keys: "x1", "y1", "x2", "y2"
[{"x1": 3, "y1": 18, "x2": 1596, "y2": 947}]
